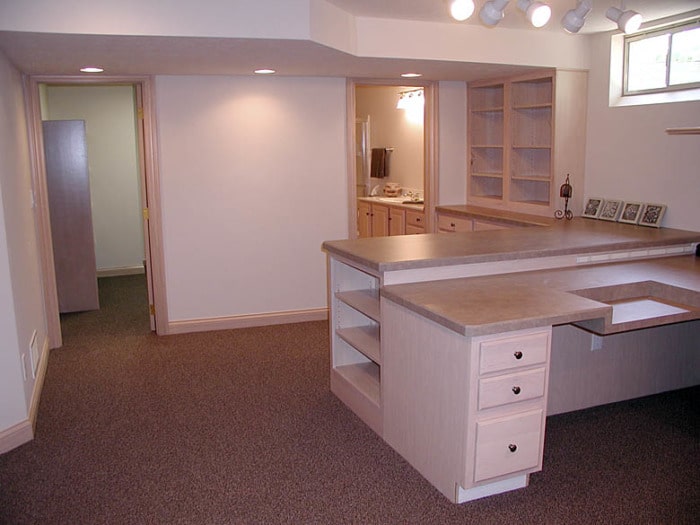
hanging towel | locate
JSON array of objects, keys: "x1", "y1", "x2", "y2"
[{"x1": 370, "y1": 148, "x2": 387, "y2": 178}]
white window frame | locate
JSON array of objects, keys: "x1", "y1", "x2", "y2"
[{"x1": 623, "y1": 18, "x2": 700, "y2": 96}]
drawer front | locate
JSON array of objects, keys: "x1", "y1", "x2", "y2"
[
  {"x1": 406, "y1": 210, "x2": 425, "y2": 227},
  {"x1": 473, "y1": 220, "x2": 508, "y2": 231},
  {"x1": 405, "y1": 224, "x2": 425, "y2": 235},
  {"x1": 478, "y1": 368, "x2": 546, "y2": 410},
  {"x1": 473, "y1": 409, "x2": 543, "y2": 482},
  {"x1": 479, "y1": 331, "x2": 549, "y2": 375},
  {"x1": 437, "y1": 214, "x2": 472, "y2": 232}
]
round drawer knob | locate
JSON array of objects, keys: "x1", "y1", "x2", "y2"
[
  {"x1": 512, "y1": 386, "x2": 521, "y2": 395},
  {"x1": 514, "y1": 350, "x2": 523, "y2": 360},
  {"x1": 508, "y1": 444, "x2": 518, "y2": 453}
]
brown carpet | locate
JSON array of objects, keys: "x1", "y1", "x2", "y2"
[{"x1": 1, "y1": 275, "x2": 698, "y2": 524}]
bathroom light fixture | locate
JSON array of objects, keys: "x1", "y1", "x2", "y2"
[
  {"x1": 561, "y1": 0, "x2": 592, "y2": 34},
  {"x1": 401, "y1": 73, "x2": 423, "y2": 78},
  {"x1": 254, "y1": 68, "x2": 276, "y2": 74},
  {"x1": 396, "y1": 89, "x2": 424, "y2": 110},
  {"x1": 449, "y1": 0, "x2": 475, "y2": 21},
  {"x1": 606, "y1": 4, "x2": 642, "y2": 34},
  {"x1": 80, "y1": 66, "x2": 104, "y2": 73},
  {"x1": 517, "y1": 0, "x2": 551, "y2": 28},
  {"x1": 480, "y1": 0, "x2": 510, "y2": 27}
]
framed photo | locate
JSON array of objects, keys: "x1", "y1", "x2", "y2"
[
  {"x1": 598, "y1": 200, "x2": 622, "y2": 221},
  {"x1": 582, "y1": 197, "x2": 603, "y2": 218},
  {"x1": 638, "y1": 203, "x2": 666, "y2": 228},
  {"x1": 618, "y1": 202, "x2": 643, "y2": 224}
]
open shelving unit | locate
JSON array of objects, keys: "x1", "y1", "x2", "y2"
[
  {"x1": 467, "y1": 70, "x2": 587, "y2": 217},
  {"x1": 329, "y1": 257, "x2": 383, "y2": 435}
]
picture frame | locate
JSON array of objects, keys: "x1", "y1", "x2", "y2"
[
  {"x1": 638, "y1": 203, "x2": 666, "y2": 228},
  {"x1": 582, "y1": 197, "x2": 603, "y2": 218},
  {"x1": 598, "y1": 199, "x2": 623, "y2": 221},
  {"x1": 618, "y1": 201, "x2": 644, "y2": 224}
]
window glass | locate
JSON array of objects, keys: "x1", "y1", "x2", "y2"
[
  {"x1": 627, "y1": 34, "x2": 668, "y2": 92},
  {"x1": 670, "y1": 27, "x2": 700, "y2": 86}
]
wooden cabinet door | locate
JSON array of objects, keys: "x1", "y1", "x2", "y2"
[
  {"x1": 371, "y1": 204, "x2": 389, "y2": 237},
  {"x1": 358, "y1": 200, "x2": 372, "y2": 238},
  {"x1": 389, "y1": 208, "x2": 405, "y2": 236},
  {"x1": 43, "y1": 120, "x2": 99, "y2": 313}
]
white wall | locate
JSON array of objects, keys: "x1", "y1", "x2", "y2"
[
  {"x1": 0, "y1": 51, "x2": 47, "y2": 434},
  {"x1": 355, "y1": 85, "x2": 424, "y2": 193},
  {"x1": 155, "y1": 75, "x2": 348, "y2": 322},
  {"x1": 45, "y1": 85, "x2": 145, "y2": 272},
  {"x1": 584, "y1": 32, "x2": 700, "y2": 231}
]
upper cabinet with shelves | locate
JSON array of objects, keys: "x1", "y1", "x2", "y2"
[{"x1": 468, "y1": 70, "x2": 587, "y2": 217}]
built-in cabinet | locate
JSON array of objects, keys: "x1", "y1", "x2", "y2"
[
  {"x1": 468, "y1": 70, "x2": 587, "y2": 217},
  {"x1": 437, "y1": 211, "x2": 512, "y2": 233},
  {"x1": 358, "y1": 199, "x2": 425, "y2": 237},
  {"x1": 329, "y1": 258, "x2": 382, "y2": 435}
]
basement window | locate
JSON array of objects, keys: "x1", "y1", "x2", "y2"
[
  {"x1": 610, "y1": 17, "x2": 700, "y2": 107},
  {"x1": 624, "y1": 18, "x2": 700, "y2": 95}
]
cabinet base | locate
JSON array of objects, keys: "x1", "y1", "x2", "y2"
[{"x1": 456, "y1": 474, "x2": 528, "y2": 503}]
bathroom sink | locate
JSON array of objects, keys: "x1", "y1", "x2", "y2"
[{"x1": 374, "y1": 197, "x2": 422, "y2": 204}]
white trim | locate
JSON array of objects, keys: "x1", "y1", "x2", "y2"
[
  {"x1": 29, "y1": 338, "x2": 50, "y2": 432},
  {"x1": 167, "y1": 307, "x2": 329, "y2": 335},
  {"x1": 456, "y1": 474, "x2": 529, "y2": 503},
  {"x1": 97, "y1": 265, "x2": 145, "y2": 277},
  {"x1": 0, "y1": 420, "x2": 33, "y2": 455}
]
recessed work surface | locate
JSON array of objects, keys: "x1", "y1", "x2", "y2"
[
  {"x1": 381, "y1": 256, "x2": 700, "y2": 337},
  {"x1": 322, "y1": 218, "x2": 700, "y2": 273},
  {"x1": 436, "y1": 205, "x2": 554, "y2": 227}
]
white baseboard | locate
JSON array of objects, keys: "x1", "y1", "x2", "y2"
[
  {"x1": 97, "y1": 265, "x2": 145, "y2": 277},
  {"x1": 0, "y1": 337, "x2": 50, "y2": 455},
  {"x1": 167, "y1": 307, "x2": 328, "y2": 335}
]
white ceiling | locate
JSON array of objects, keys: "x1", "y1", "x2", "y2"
[{"x1": 0, "y1": 0, "x2": 697, "y2": 81}]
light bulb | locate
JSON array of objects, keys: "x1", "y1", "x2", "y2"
[{"x1": 450, "y1": 0, "x2": 475, "y2": 21}]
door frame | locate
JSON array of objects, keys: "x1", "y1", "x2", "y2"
[
  {"x1": 23, "y1": 75, "x2": 168, "y2": 347},
  {"x1": 346, "y1": 78, "x2": 439, "y2": 237}
]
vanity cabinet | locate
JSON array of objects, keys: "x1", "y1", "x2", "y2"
[
  {"x1": 358, "y1": 200, "x2": 424, "y2": 237},
  {"x1": 468, "y1": 70, "x2": 587, "y2": 217},
  {"x1": 405, "y1": 210, "x2": 425, "y2": 234}
]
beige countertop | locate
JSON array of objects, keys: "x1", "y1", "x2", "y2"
[
  {"x1": 381, "y1": 255, "x2": 700, "y2": 337},
  {"x1": 358, "y1": 196, "x2": 424, "y2": 211},
  {"x1": 436, "y1": 204, "x2": 554, "y2": 227},
  {"x1": 323, "y1": 218, "x2": 700, "y2": 273}
]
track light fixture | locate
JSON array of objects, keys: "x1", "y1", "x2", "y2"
[
  {"x1": 449, "y1": 0, "x2": 475, "y2": 21},
  {"x1": 606, "y1": 4, "x2": 643, "y2": 34},
  {"x1": 480, "y1": 0, "x2": 510, "y2": 26},
  {"x1": 561, "y1": 0, "x2": 592, "y2": 34},
  {"x1": 517, "y1": 0, "x2": 552, "y2": 28}
]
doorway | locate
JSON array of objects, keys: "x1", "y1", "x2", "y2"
[
  {"x1": 346, "y1": 79, "x2": 437, "y2": 236},
  {"x1": 25, "y1": 76, "x2": 167, "y2": 348}
]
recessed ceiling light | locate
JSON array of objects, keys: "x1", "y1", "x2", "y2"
[
  {"x1": 80, "y1": 67, "x2": 104, "y2": 73},
  {"x1": 254, "y1": 69, "x2": 276, "y2": 75},
  {"x1": 401, "y1": 73, "x2": 422, "y2": 78}
]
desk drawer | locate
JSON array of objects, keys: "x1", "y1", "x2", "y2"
[
  {"x1": 406, "y1": 210, "x2": 425, "y2": 228},
  {"x1": 473, "y1": 409, "x2": 543, "y2": 482},
  {"x1": 478, "y1": 367, "x2": 546, "y2": 410},
  {"x1": 437, "y1": 214, "x2": 472, "y2": 232},
  {"x1": 479, "y1": 331, "x2": 549, "y2": 375}
]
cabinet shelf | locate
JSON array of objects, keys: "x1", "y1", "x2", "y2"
[
  {"x1": 511, "y1": 175, "x2": 550, "y2": 182},
  {"x1": 513, "y1": 103, "x2": 552, "y2": 110},
  {"x1": 335, "y1": 289, "x2": 380, "y2": 322},
  {"x1": 337, "y1": 325, "x2": 381, "y2": 364},
  {"x1": 472, "y1": 107, "x2": 504, "y2": 113},
  {"x1": 334, "y1": 362, "x2": 381, "y2": 407},
  {"x1": 472, "y1": 172, "x2": 504, "y2": 179},
  {"x1": 512, "y1": 145, "x2": 551, "y2": 149}
]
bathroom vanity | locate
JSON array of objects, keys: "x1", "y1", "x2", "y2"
[{"x1": 322, "y1": 218, "x2": 700, "y2": 503}]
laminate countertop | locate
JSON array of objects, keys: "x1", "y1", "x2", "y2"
[
  {"x1": 381, "y1": 255, "x2": 700, "y2": 337},
  {"x1": 322, "y1": 218, "x2": 700, "y2": 273}
]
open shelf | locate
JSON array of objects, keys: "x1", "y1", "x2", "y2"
[
  {"x1": 337, "y1": 325, "x2": 381, "y2": 364},
  {"x1": 335, "y1": 289, "x2": 380, "y2": 322}
]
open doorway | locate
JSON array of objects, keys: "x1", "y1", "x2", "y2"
[
  {"x1": 346, "y1": 79, "x2": 438, "y2": 237},
  {"x1": 25, "y1": 76, "x2": 167, "y2": 348}
]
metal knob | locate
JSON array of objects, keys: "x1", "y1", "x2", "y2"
[
  {"x1": 508, "y1": 444, "x2": 517, "y2": 453},
  {"x1": 512, "y1": 386, "x2": 521, "y2": 395},
  {"x1": 514, "y1": 350, "x2": 523, "y2": 360}
]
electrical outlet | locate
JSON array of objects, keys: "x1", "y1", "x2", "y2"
[
  {"x1": 30, "y1": 330, "x2": 39, "y2": 378},
  {"x1": 591, "y1": 334, "x2": 603, "y2": 351}
]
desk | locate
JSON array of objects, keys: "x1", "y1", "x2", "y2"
[{"x1": 322, "y1": 219, "x2": 700, "y2": 503}]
